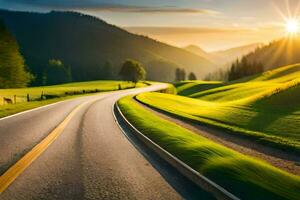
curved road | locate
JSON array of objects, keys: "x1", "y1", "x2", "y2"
[{"x1": 0, "y1": 84, "x2": 214, "y2": 200}]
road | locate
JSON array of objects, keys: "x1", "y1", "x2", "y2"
[{"x1": 0, "y1": 84, "x2": 214, "y2": 200}]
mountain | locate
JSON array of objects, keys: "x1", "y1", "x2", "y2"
[
  {"x1": 211, "y1": 43, "x2": 262, "y2": 64},
  {"x1": 0, "y1": 10, "x2": 215, "y2": 85},
  {"x1": 209, "y1": 37, "x2": 300, "y2": 81},
  {"x1": 183, "y1": 45, "x2": 215, "y2": 62},
  {"x1": 238, "y1": 37, "x2": 300, "y2": 70},
  {"x1": 184, "y1": 43, "x2": 261, "y2": 66}
]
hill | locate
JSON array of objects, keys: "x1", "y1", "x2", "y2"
[
  {"x1": 0, "y1": 10, "x2": 215, "y2": 85},
  {"x1": 183, "y1": 45, "x2": 216, "y2": 63},
  {"x1": 238, "y1": 37, "x2": 300, "y2": 70},
  {"x1": 137, "y1": 63, "x2": 300, "y2": 153}
]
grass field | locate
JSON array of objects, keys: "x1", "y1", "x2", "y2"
[
  {"x1": 136, "y1": 64, "x2": 300, "y2": 153},
  {"x1": 0, "y1": 81, "x2": 145, "y2": 118},
  {"x1": 175, "y1": 81, "x2": 223, "y2": 96},
  {"x1": 118, "y1": 96, "x2": 300, "y2": 200}
]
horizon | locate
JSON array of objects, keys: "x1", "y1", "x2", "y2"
[{"x1": 0, "y1": 0, "x2": 299, "y2": 51}]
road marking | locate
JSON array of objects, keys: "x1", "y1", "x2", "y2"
[{"x1": 0, "y1": 98, "x2": 97, "y2": 193}]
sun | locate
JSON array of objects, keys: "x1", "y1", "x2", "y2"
[{"x1": 285, "y1": 19, "x2": 299, "y2": 34}]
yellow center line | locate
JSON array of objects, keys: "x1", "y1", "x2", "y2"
[{"x1": 0, "y1": 98, "x2": 98, "y2": 193}]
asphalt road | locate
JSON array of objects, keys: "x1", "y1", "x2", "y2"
[{"x1": 0, "y1": 84, "x2": 215, "y2": 200}]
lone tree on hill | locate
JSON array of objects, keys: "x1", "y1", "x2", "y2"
[
  {"x1": 0, "y1": 19, "x2": 32, "y2": 88},
  {"x1": 188, "y1": 72, "x2": 197, "y2": 80},
  {"x1": 119, "y1": 59, "x2": 146, "y2": 85}
]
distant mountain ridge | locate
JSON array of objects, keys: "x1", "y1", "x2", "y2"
[
  {"x1": 0, "y1": 9, "x2": 215, "y2": 84},
  {"x1": 211, "y1": 43, "x2": 262, "y2": 64},
  {"x1": 184, "y1": 43, "x2": 262, "y2": 65},
  {"x1": 183, "y1": 45, "x2": 216, "y2": 63}
]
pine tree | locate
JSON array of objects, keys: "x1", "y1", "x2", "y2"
[{"x1": 0, "y1": 19, "x2": 32, "y2": 88}]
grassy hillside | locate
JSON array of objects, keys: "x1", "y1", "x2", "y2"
[
  {"x1": 0, "y1": 81, "x2": 144, "y2": 118},
  {"x1": 136, "y1": 64, "x2": 300, "y2": 153},
  {"x1": 175, "y1": 81, "x2": 223, "y2": 96},
  {"x1": 118, "y1": 96, "x2": 300, "y2": 200},
  {"x1": 0, "y1": 9, "x2": 215, "y2": 84}
]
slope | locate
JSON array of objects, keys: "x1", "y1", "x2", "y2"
[
  {"x1": 236, "y1": 37, "x2": 300, "y2": 71},
  {"x1": 0, "y1": 9, "x2": 215, "y2": 85},
  {"x1": 137, "y1": 64, "x2": 300, "y2": 153}
]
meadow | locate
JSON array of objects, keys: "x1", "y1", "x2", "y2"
[
  {"x1": 0, "y1": 81, "x2": 145, "y2": 118},
  {"x1": 118, "y1": 96, "x2": 300, "y2": 200},
  {"x1": 136, "y1": 64, "x2": 300, "y2": 153}
]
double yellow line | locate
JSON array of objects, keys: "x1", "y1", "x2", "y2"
[{"x1": 0, "y1": 98, "x2": 97, "y2": 193}]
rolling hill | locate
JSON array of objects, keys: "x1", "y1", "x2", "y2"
[
  {"x1": 0, "y1": 9, "x2": 215, "y2": 85},
  {"x1": 137, "y1": 63, "x2": 300, "y2": 153}
]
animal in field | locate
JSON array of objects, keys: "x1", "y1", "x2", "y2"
[{"x1": 3, "y1": 97, "x2": 13, "y2": 104}]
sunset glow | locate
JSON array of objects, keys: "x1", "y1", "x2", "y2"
[{"x1": 285, "y1": 19, "x2": 299, "y2": 34}]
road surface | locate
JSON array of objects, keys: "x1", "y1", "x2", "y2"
[{"x1": 0, "y1": 84, "x2": 214, "y2": 200}]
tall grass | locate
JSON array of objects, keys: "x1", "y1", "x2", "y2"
[
  {"x1": 118, "y1": 96, "x2": 300, "y2": 200},
  {"x1": 143, "y1": 64, "x2": 300, "y2": 152}
]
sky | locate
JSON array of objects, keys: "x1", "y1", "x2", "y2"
[{"x1": 0, "y1": 0, "x2": 299, "y2": 51}]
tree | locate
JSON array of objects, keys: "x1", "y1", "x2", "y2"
[
  {"x1": 119, "y1": 59, "x2": 146, "y2": 84},
  {"x1": 175, "y1": 68, "x2": 181, "y2": 81},
  {"x1": 188, "y1": 72, "x2": 197, "y2": 80},
  {"x1": 0, "y1": 19, "x2": 32, "y2": 88},
  {"x1": 227, "y1": 57, "x2": 263, "y2": 81},
  {"x1": 175, "y1": 68, "x2": 186, "y2": 81},
  {"x1": 180, "y1": 69, "x2": 186, "y2": 81},
  {"x1": 44, "y1": 59, "x2": 72, "y2": 85}
]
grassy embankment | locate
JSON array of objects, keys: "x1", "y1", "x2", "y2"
[
  {"x1": 137, "y1": 64, "x2": 300, "y2": 153},
  {"x1": 0, "y1": 81, "x2": 145, "y2": 118},
  {"x1": 118, "y1": 96, "x2": 300, "y2": 200}
]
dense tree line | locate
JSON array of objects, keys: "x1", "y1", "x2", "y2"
[
  {"x1": 228, "y1": 57, "x2": 263, "y2": 81},
  {"x1": 205, "y1": 57, "x2": 263, "y2": 82},
  {"x1": 204, "y1": 68, "x2": 228, "y2": 81},
  {"x1": 0, "y1": 19, "x2": 32, "y2": 88}
]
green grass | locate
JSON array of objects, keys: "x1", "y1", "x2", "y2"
[
  {"x1": 118, "y1": 96, "x2": 300, "y2": 200},
  {"x1": 175, "y1": 81, "x2": 223, "y2": 96},
  {"x1": 0, "y1": 81, "x2": 145, "y2": 118},
  {"x1": 136, "y1": 64, "x2": 300, "y2": 153}
]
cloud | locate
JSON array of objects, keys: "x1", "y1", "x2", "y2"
[{"x1": 2, "y1": 0, "x2": 220, "y2": 15}]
